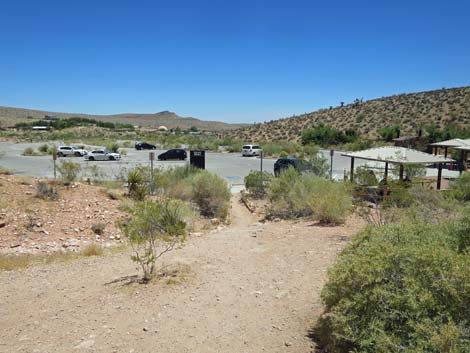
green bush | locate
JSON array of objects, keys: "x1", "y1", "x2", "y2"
[
  {"x1": 57, "y1": 161, "x2": 81, "y2": 184},
  {"x1": 378, "y1": 124, "x2": 400, "y2": 141},
  {"x1": 306, "y1": 178, "x2": 352, "y2": 224},
  {"x1": 127, "y1": 168, "x2": 148, "y2": 200},
  {"x1": 301, "y1": 123, "x2": 357, "y2": 146},
  {"x1": 22, "y1": 147, "x2": 35, "y2": 156},
  {"x1": 244, "y1": 171, "x2": 273, "y2": 199},
  {"x1": 191, "y1": 171, "x2": 231, "y2": 219},
  {"x1": 38, "y1": 144, "x2": 49, "y2": 153},
  {"x1": 315, "y1": 215, "x2": 470, "y2": 353},
  {"x1": 451, "y1": 172, "x2": 470, "y2": 201},
  {"x1": 118, "y1": 199, "x2": 188, "y2": 282},
  {"x1": 268, "y1": 168, "x2": 309, "y2": 218}
]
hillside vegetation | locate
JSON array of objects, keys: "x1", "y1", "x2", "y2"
[
  {"x1": 228, "y1": 86, "x2": 470, "y2": 142},
  {"x1": 0, "y1": 106, "x2": 246, "y2": 131}
]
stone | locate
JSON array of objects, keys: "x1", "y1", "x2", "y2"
[
  {"x1": 0, "y1": 222, "x2": 6, "y2": 228},
  {"x1": 210, "y1": 218, "x2": 220, "y2": 226}
]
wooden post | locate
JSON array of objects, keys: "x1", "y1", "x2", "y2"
[
  {"x1": 350, "y1": 157, "x2": 355, "y2": 182},
  {"x1": 399, "y1": 164, "x2": 404, "y2": 181},
  {"x1": 444, "y1": 147, "x2": 448, "y2": 158},
  {"x1": 437, "y1": 163, "x2": 443, "y2": 190},
  {"x1": 384, "y1": 162, "x2": 389, "y2": 181}
]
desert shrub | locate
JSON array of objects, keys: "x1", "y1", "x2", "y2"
[
  {"x1": 118, "y1": 199, "x2": 188, "y2": 282},
  {"x1": 191, "y1": 171, "x2": 231, "y2": 219},
  {"x1": 378, "y1": 124, "x2": 400, "y2": 141},
  {"x1": 81, "y1": 243, "x2": 104, "y2": 256},
  {"x1": 301, "y1": 123, "x2": 357, "y2": 146},
  {"x1": 166, "y1": 180, "x2": 193, "y2": 201},
  {"x1": 36, "y1": 181, "x2": 59, "y2": 201},
  {"x1": 22, "y1": 147, "x2": 35, "y2": 156},
  {"x1": 267, "y1": 168, "x2": 311, "y2": 218},
  {"x1": 279, "y1": 151, "x2": 288, "y2": 158},
  {"x1": 306, "y1": 178, "x2": 352, "y2": 224},
  {"x1": 315, "y1": 217, "x2": 470, "y2": 353},
  {"x1": 106, "y1": 142, "x2": 120, "y2": 153},
  {"x1": 354, "y1": 166, "x2": 379, "y2": 185},
  {"x1": 306, "y1": 151, "x2": 329, "y2": 178},
  {"x1": 91, "y1": 223, "x2": 106, "y2": 235},
  {"x1": 38, "y1": 144, "x2": 49, "y2": 153},
  {"x1": 57, "y1": 160, "x2": 81, "y2": 184},
  {"x1": 244, "y1": 171, "x2": 273, "y2": 199},
  {"x1": 127, "y1": 168, "x2": 148, "y2": 200},
  {"x1": 451, "y1": 172, "x2": 470, "y2": 201}
]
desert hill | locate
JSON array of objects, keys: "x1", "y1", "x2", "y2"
[
  {"x1": 0, "y1": 106, "x2": 246, "y2": 131},
  {"x1": 228, "y1": 86, "x2": 470, "y2": 142}
]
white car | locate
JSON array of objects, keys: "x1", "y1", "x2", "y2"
[
  {"x1": 57, "y1": 146, "x2": 88, "y2": 157},
  {"x1": 242, "y1": 144, "x2": 262, "y2": 157},
  {"x1": 84, "y1": 150, "x2": 121, "y2": 161}
]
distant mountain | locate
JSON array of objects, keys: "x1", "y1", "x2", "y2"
[
  {"x1": 0, "y1": 106, "x2": 247, "y2": 131},
  {"x1": 228, "y1": 86, "x2": 470, "y2": 142}
]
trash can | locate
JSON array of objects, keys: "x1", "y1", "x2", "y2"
[{"x1": 190, "y1": 150, "x2": 205, "y2": 169}]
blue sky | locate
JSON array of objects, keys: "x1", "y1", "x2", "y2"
[{"x1": 0, "y1": 0, "x2": 469, "y2": 123}]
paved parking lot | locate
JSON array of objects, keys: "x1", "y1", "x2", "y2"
[
  {"x1": 0, "y1": 142, "x2": 457, "y2": 188},
  {"x1": 0, "y1": 142, "x2": 358, "y2": 185}
]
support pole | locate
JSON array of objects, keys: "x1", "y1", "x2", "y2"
[
  {"x1": 350, "y1": 157, "x2": 355, "y2": 183},
  {"x1": 437, "y1": 163, "x2": 443, "y2": 190},
  {"x1": 260, "y1": 151, "x2": 263, "y2": 174},
  {"x1": 444, "y1": 147, "x2": 448, "y2": 158},
  {"x1": 384, "y1": 162, "x2": 389, "y2": 182},
  {"x1": 329, "y1": 149, "x2": 334, "y2": 180},
  {"x1": 399, "y1": 164, "x2": 404, "y2": 182},
  {"x1": 460, "y1": 150, "x2": 465, "y2": 175}
]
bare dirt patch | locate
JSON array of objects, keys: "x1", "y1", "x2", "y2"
[
  {"x1": 0, "y1": 196, "x2": 364, "y2": 352},
  {"x1": 0, "y1": 175, "x2": 125, "y2": 254}
]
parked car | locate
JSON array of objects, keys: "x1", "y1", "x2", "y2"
[
  {"x1": 84, "y1": 149, "x2": 121, "y2": 161},
  {"x1": 57, "y1": 146, "x2": 88, "y2": 157},
  {"x1": 157, "y1": 149, "x2": 187, "y2": 161},
  {"x1": 135, "y1": 142, "x2": 156, "y2": 150},
  {"x1": 242, "y1": 144, "x2": 262, "y2": 157},
  {"x1": 274, "y1": 158, "x2": 311, "y2": 177}
]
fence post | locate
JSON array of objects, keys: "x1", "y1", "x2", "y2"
[{"x1": 53, "y1": 153, "x2": 57, "y2": 179}]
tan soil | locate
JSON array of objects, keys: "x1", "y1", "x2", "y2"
[
  {"x1": 0, "y1": 175, "x2": 125, "y2": 254},
  {"x1": 0, "y1": 189, "x2": 364, "y2": 353}
]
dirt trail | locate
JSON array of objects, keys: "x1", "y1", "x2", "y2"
[{"x1": 0, "y1": 195, "x2": 363, "y2": 353}]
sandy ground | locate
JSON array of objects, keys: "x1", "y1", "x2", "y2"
[{"x1": 0, "y1": 197, "x2": 364, "y2": 353}]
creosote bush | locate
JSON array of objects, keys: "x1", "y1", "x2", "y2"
[
  {"x1": 57, "y1": 160, "x2": 81, "y2": 184},
  {"x1": 118, "y1": 199, "x2": 188, "y2": 282},
  {"x1": 451, "y1": 172, "x2": 470, "y2": 201},
  {"x1": 315, "y1": 213, "x2": 470, "y2": 353},
  {"x1": 191, "y1": 171, "x2": 231, "y2": 219},
  {"x1": 244, "y1": 171, "x2": 273, "y2": 199},
  {"x1": 267, "y1": 168, "x2": 352, "y2": 223},
  {"x1": 36, "y1": 181, "x2": 59, "y2": 201}
]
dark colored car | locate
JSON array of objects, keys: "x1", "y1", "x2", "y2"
[
  {"x1": 135, "y1": 142, "x2": 156, "y2": 150},
  {"x1": 158, "y1": 149, "x2": 187, "y2": 161},
  {"x1": 274, "y1": 158, "x2": 311, "y2": 177}
]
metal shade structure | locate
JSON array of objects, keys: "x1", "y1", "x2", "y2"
[
  {"x1": 429, "y1": 138, "x2": 470, "y2": 159},
  {"x1": 341, "y1": 146, "x2": 455, "y2": 190}
]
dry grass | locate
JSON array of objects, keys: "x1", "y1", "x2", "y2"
[{"x1": 0, "y1": 244, "x2": 107, "y2": 272}]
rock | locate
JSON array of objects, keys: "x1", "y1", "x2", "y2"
[
  {"x1": 0, "y1": 222, "x2": 6, "y2": 228},
  {"x1": 285, "y1": 341, "x2": 292, "y2": 347},
  {"x1": 210, "y1": 218, "x2": 220, "y2": 226},
  {"x1": 74, "y1": 339, "x2": 95, "y2": 349},
  {"x1": 115, "y1": 234, "x2": 121, "y2": 240},
  {"x1": 143, "y1": 327, "x2": 148, "y2": 332},
  {"x1": 10, "y1": 243, "x2": 20, "y2": 248}
]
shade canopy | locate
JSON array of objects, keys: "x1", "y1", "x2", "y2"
[
  {"x1": 455, "y1": 145, "x2": 470, "y2": 152},
  {"x1": 430, "y1": 138, "x2": 470, "y2": 147},
  {"x1": 341, "y1": 146, "x2": 454, "y2": 164}
]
